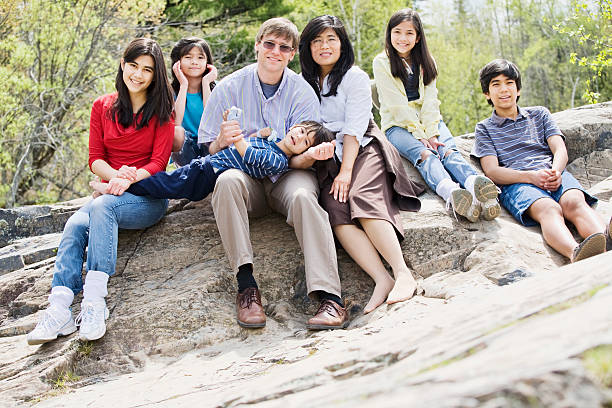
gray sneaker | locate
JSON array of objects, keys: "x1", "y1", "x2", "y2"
[
  {"x1": 75, "y1": 300, "x2": 109, "y2": 341},
  {"x1": 473, "y1": 175, "x2": 501, "y2": 220},
  {"x1": 571, "y1": 232, "x2": 606, "y2": 263},
  {"x1": 449, "y1": 188, "x2": 479, "y2": 222},
  {"x1": 26, "y1": 306, "x2": 76, "y2": 345}
]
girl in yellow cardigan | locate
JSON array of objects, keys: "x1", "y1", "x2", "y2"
[{"x1": 373, "y1": 9, "x2": 500, "y2": 222}]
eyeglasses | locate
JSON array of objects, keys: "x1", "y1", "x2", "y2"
[{"x1": 261, "y1": 40, "x2": 294, "y2": 54}]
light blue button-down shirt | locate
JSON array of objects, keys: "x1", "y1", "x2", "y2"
[{"x1": 198, "y1": 63, "x2": 320, "y2": 146}]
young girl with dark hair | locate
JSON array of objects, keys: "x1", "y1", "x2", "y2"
[
  {"x1": 373, "y1": 9, "x2": 500, "y2": 222},
  {"x1": 27, "y1": 38, "x2": 174, "y2": 345},
  {"x1": 298, "y1": 15, "x2": 424, "y2": 316},
  {"x1": 170, "y1": 37, "x2": 218, "y2": 166}
]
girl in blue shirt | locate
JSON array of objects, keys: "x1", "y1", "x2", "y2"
[{"x1": 170, "y1": 37, "x2": 218, "y2": 166}]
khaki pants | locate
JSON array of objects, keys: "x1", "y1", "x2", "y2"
[{"x1": 211, "y1": 168, "x2": 341, "y2": 297}]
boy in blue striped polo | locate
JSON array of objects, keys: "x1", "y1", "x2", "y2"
[
  {"x1": 472, "y1": 59, "x2": 610, "y2": 263},
  {"x1": 90, "y1": 119, "x2": 333, "y2": 202}
]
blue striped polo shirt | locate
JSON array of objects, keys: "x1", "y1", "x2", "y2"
[
  {"x1": 209, "y1": 136, "x2": 289, "y2": 179},
  {"x1": 471, "y1": 106, "x2": 563, "y2": 171}
]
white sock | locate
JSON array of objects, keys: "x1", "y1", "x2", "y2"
[
  {"x1": 83, "y1": 270, "x2": 109, "y2": 303},
  {"x1": 48, "y1": 286, "x2": 74, "y2": 311},
  {"x1": 464, "y1": 175, "x2": 478, "y2": 197},
  {"x1": 435, "y1": 178, "x2": 460, "y2": 202}
]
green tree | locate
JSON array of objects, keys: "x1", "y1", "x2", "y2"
[
  {"x1": 554, "y1": 0, "x2": 612, "y2": 103},
  {"x1": 0, "y1": 0, "x2": 166, "y2": 207}
]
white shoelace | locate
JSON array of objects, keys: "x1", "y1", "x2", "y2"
[
  {"x1": 75, "y1": 303, "x2": 102, "y2": 328},
  {"x1": 37, "y1": 309, "x2": 63, "y2": 331}
]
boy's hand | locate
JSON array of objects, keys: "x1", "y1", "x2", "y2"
[
  {"x1": 306, "y1": 140, "x2": 336, "y2": 161},
  {"x1": 543, "y1": 169, "x2": 562, "y2": 191},
  {"x1": 257, "y1": 128, "x2": 272, "y2": 138},
  {"x1": 530, "y1": 169, "x2": 557, "y2": 190}
]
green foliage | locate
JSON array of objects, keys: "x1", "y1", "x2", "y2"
[
  {"x1": 554, "y1": 0, "x2": 612, "y2": 103},
  {"x1": 0, "y1": 0, "x2": 166, "y2": 207},
  {"x1": 583, "y1": 344, "x2": 612, "y2": 388},
  {"x1": 1, "y1": 0, "x2": 610, "y2": 207},
  {"x1": 53, "y1": 370, "x2": 80, "y2": 389},
  {"x1": 288, "y1": 0, "x2": 411, "y2": 75}
]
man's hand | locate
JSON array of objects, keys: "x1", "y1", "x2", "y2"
[
  {"x1": 216, "y1": 109, "x2": 243, "y2": 150},
  {"x1": 305, "y1": 140, "x2": 336, "y2": 161}
]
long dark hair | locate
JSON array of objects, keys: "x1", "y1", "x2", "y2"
[
  {"x1": 170, "y1": 37, "x2": 215, "y2": 95},
  {"x1": 110, "y1": 38, "x2": 173, "y2": 129},
  {"x1": 385, "y1": 9, "x2": 437, "y2": 87},
  {"x1": 299, "y1": 15, "x2": 354, "y2": 100}
]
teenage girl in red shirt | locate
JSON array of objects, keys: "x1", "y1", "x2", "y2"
[{"x1": 27, "y1": 38, "x2": 174, "y2": 345}]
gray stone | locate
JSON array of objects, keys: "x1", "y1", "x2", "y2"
[
  {"x1": 0, "y1": 103, "x2": 611, "y2": 407},
  {"x1": 0, "y1": 198, "x2": 88, "y2": 248},
  {"x1": 553, "y1": 101, "x2": 612, "y2": 163}
]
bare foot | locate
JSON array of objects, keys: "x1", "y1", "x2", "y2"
[
  {"x1": 364, "y1": 276, "x2": 395, "y2": 314},
  {"x1": 386, "y1": 268, "x2": 417, "y2": 305},
  {"x1": 89, "y1": 180, "x2": 110, "y2": 195}
]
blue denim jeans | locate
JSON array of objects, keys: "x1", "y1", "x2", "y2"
[
  {"x1": 51, "y1": 192, "x2": 168, "y2": 294},
  {"x1": 386, "y1": 121, "x2": 477, "y2": 192},
  {"x1": 171, "y1": 131, "x2": 208, "y2": 167}
]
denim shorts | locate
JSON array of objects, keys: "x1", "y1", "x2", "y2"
[{"x1": 500, "y1": 170, "x2": 598, "y2": 226}]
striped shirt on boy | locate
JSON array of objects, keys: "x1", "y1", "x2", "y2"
[
  {"x1": 471, "y1": 106, "x2": 563, "y2": 171},
  {"x1": 210, "y1": 137, "x2": 289, "y2": 179}
]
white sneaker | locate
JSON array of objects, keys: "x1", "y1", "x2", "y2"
[
  {"x1": 75, "y1": 300, "x2": 109, "y2": 341},
  {"x1": 26, "y1": 306, "x2": 76, "y2": 345}
]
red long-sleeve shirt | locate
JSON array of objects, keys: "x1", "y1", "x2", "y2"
[{"x1": 88, "y1": 93, "x2": 174, "y2": 179}]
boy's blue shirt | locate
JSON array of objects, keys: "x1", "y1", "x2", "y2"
[
  {"x1": 209, "y1": 136, "x2": 289, "y2": 179},
  {"x1": 471, "y1": 106, "x2": 563, "y2": 172}
]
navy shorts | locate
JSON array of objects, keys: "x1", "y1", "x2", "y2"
[{"x1": 500, "y1": 170, "x2": 598, "y2": 226}]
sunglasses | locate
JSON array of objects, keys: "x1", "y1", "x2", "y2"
[{"x1": 261, "y1": 40, "x2": 294, "y2": 54}]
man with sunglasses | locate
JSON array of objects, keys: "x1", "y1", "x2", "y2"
[{"x1": 198, "y1": 18, "x2": 347, "y2": 331}]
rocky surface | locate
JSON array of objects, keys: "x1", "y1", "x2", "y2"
[{"x1": 0, "y1": 102, "x2": 611, "y2": 407}]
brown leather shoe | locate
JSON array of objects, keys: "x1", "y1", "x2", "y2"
[
  {"x1": 307, "y1": 299, "x2": 348, "y2": 330},
  {"x1": 236, "y1": 287, "x2": 266, "y2": 328}
]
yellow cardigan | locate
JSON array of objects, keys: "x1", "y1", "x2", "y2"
[{"x1": 372, "y1": 52, "x2": 442, "y2": 139}]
